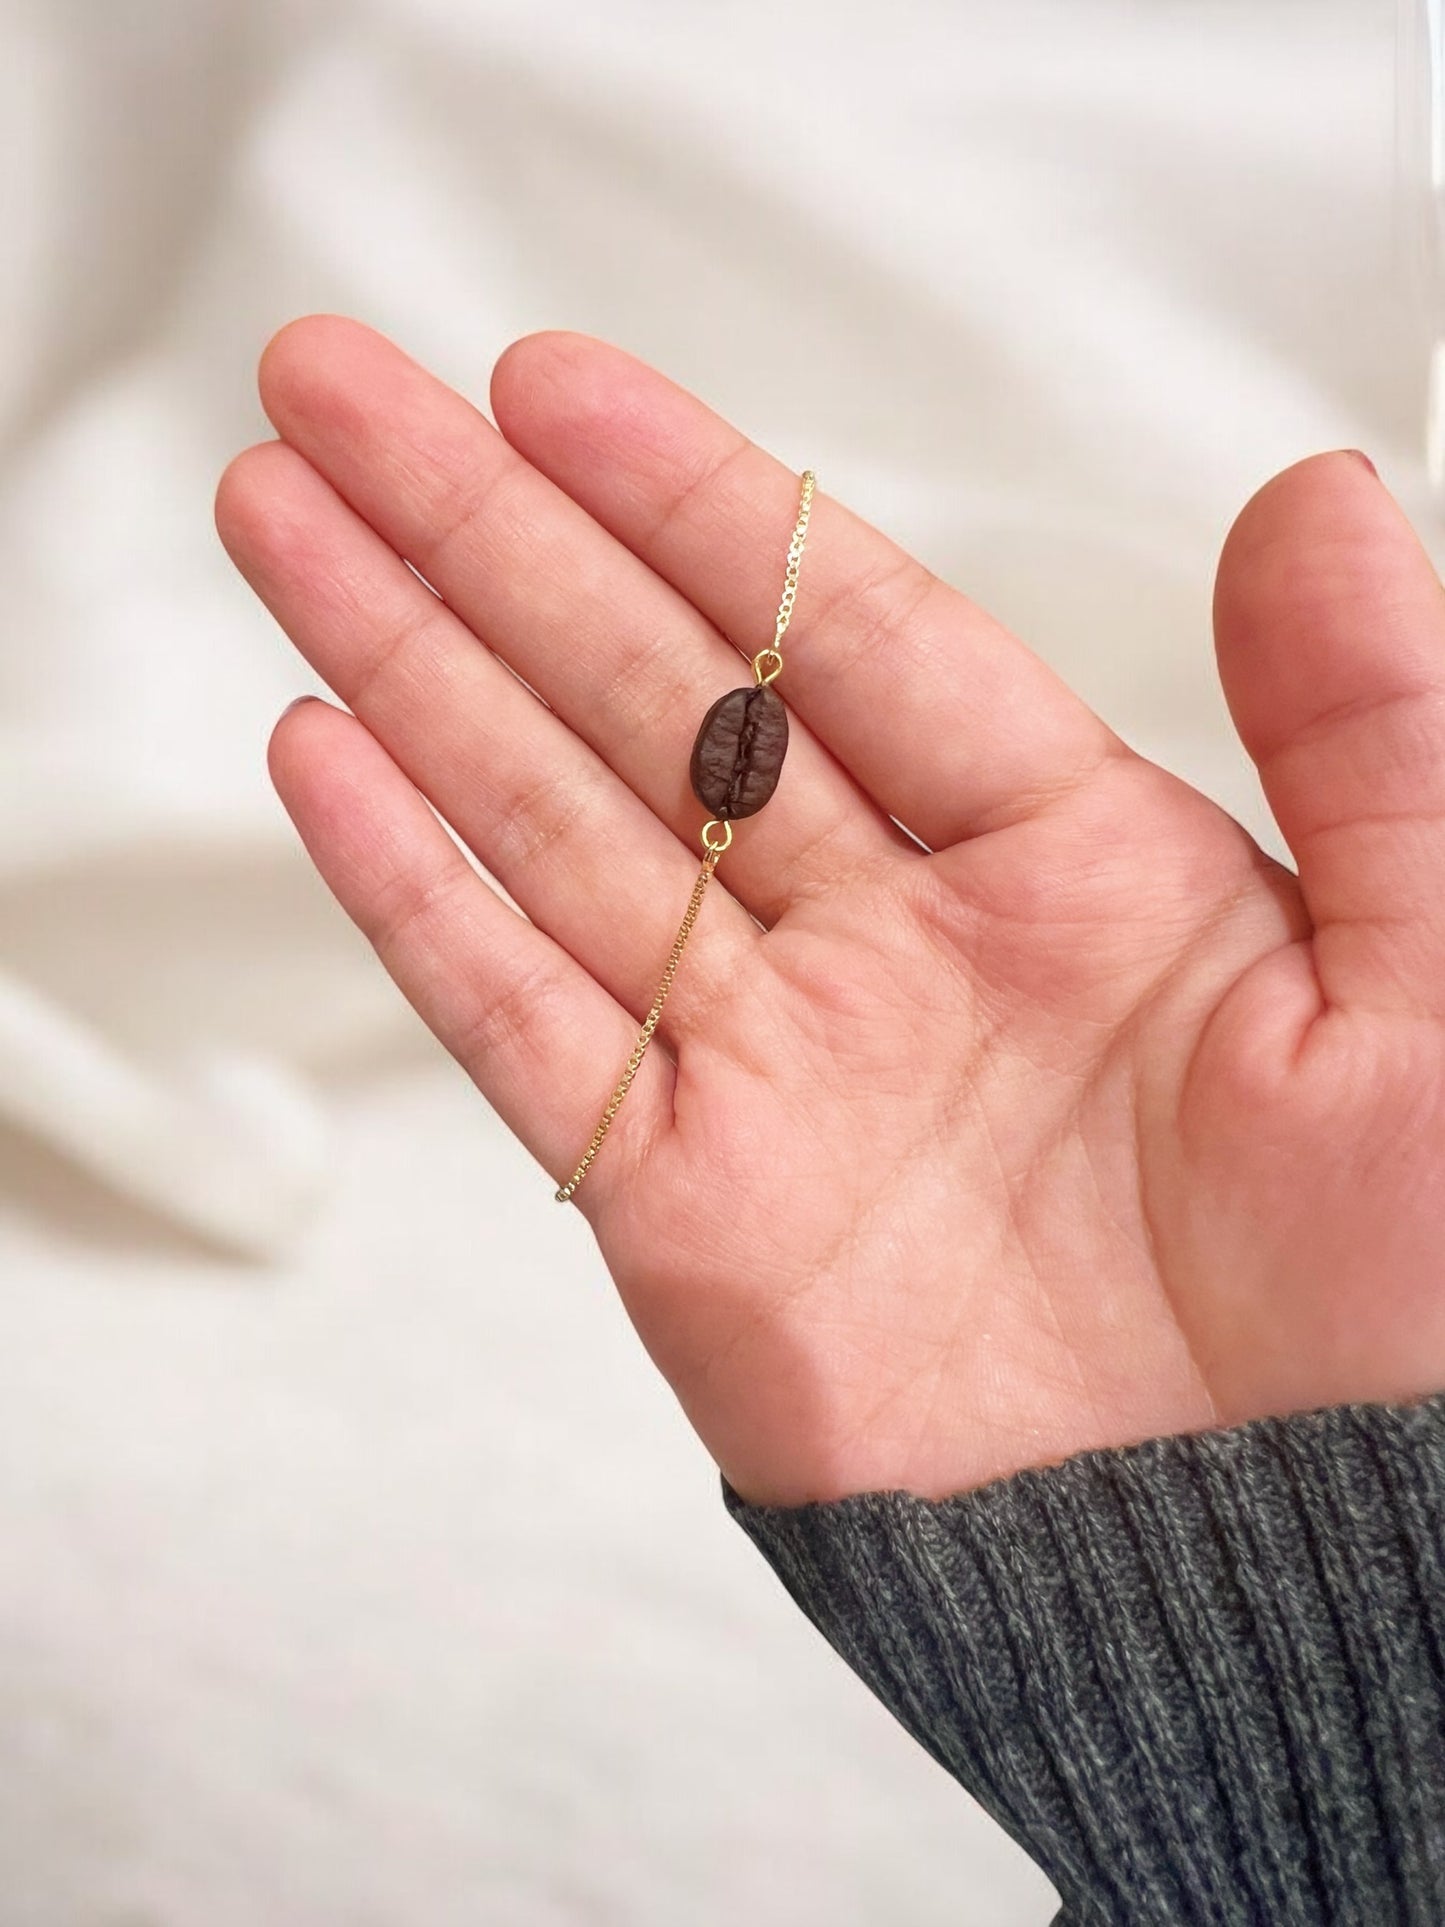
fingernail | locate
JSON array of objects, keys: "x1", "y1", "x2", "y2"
[
  {"x1": 1343, "y1": 448, "x2": 1378, "y2": 478},
  {"x1": 280, "y1": 694, "x2": 320, "y2": 717}
]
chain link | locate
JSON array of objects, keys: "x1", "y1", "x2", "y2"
[
  {"x1": 555, "y1": 468, "x2": 816, "y2": 1205},
  {"x1": 553, "y1": 850, "x2": 721, "y2": 1203},
  {"x1": 771, "y1": 468, "x2": 815, "y2": 652}
]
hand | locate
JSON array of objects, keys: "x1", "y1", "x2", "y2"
[{"x1": 217, "y1": 319, "x2": 1445, "y2": 1505}]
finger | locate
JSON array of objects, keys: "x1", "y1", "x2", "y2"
[
  {"x1": 256, "y1": 315, "x2": 908, "y2": 922},
  {"x1": 1215, "y1": 449, "x2": 1445, "y2": 1016},
  {"x1": 267, "y1": 696, "x2": 671, "y2": 1204},
  {"x1": 217, "y1": 438, "x2": 757, "y2": 1029},
  {"x1": 488, "y1": 330, "x2": 1123, "y2": 851}
]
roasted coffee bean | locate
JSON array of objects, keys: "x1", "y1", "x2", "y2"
[{"x1": 689, "y1": 684, "x2": 789, "y2": 819}]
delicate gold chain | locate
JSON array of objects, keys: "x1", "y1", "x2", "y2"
[
  {"x1": 553, "y1": 849, "x2": 721, "y2": 1202},
  {"x1": 773, "y1": 468, "x2": 815, "y2": 650},
  {"x1": 753, "y1": 468, "x2": 816, "y2": 687},
  {"x1": 554, "y1": 469, "x2": 816, "y2": 1205}
]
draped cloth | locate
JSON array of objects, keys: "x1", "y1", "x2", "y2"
[{"x1": 0, "y1": 3, "x2": 1419, "y2": 1920}]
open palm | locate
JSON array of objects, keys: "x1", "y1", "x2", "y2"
[{"x1": 218, "y1": 319, "x2": 1445, "y2": 1505}]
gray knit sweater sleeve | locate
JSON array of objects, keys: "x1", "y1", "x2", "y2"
[{"x1": 721, "y1": 1395, "x2": 1445, "y2": 1926}]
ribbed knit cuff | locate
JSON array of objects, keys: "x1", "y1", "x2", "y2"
[{"x1": 722, "y1": 1397, "x2": 1445, "y2": 1926}]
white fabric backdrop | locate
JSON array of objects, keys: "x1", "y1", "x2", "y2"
[{"x1": 0, "y1": 0, "x2": 1424, "y2": 1919}]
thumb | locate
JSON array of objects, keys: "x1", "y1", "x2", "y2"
[{"x1": 1215, "y1": 450, "x2": 1445, "y2": 1017}]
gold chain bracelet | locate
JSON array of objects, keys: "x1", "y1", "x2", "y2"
[{"x1": 554, "y1": 468, "x2": 816, "y2": 1203}]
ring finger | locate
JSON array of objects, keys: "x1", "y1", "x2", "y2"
[{"x1": 216, "y1": 439, "x2": 758, "y2": 1028}]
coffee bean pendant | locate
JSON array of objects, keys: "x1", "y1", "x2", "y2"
[
  {"x1": 688, "y1": 683, "x2": 789, "y2": 820},
  {"x1": 553, "y1": 469, "x2": 815, "y2": 1207}
]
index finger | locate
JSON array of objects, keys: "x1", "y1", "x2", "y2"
[{"x1": 490, "y1": 332, "x2": 1122, "y2": 851}]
